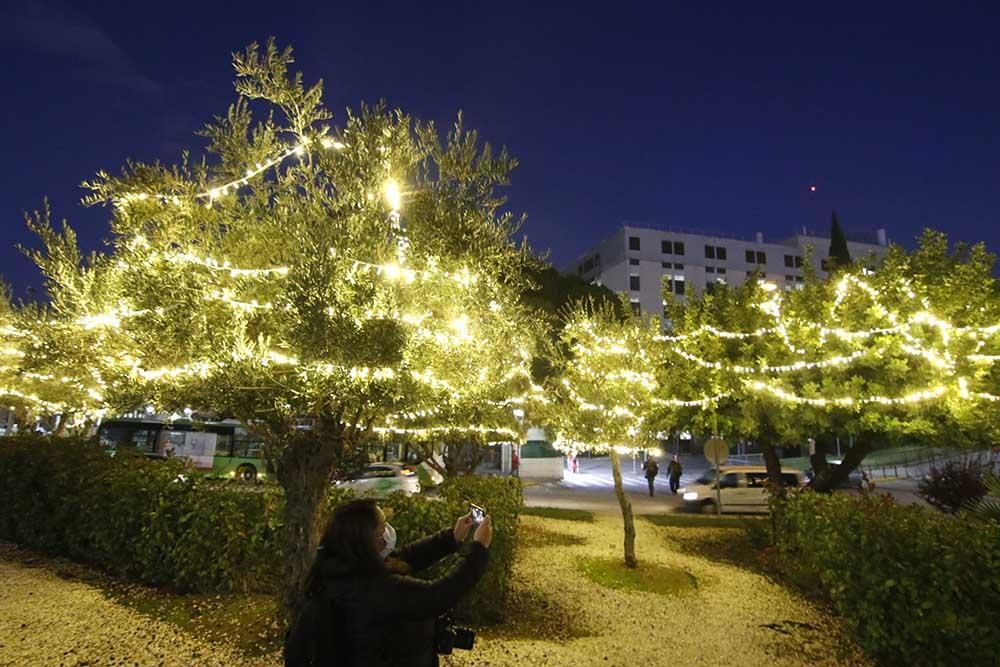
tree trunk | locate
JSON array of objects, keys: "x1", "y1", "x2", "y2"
[
  {"x1": 274, "y1": 428, "x2": 342, "y2": 623},
  {"x1": 809, "y1": 438, "x2": 830, "y2": 485},
  {"x1": 608, "y1": 448, "x2": 637, "y2": 568},
  {"x1": 813, "y1": 439, "x2": 873, "y2": 492},
  {"x1": 761, "y1": 442, "x2": 783, "y2": 486}
]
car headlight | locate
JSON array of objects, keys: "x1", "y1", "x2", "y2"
[{"x1": 682, "y1": 491, "x2": 698, "y2": 501}]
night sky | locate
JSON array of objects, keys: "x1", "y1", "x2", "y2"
[{"x1": 2, "y1": 1, "x2": 998, "y2": 298}]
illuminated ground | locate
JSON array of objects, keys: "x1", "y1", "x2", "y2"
[{"x1": 443, "y1": 512, "x2": 870, "y2": 667}]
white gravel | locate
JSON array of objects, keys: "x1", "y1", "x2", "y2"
[
  {"x1": 443, "y1": 513, "x2": 871, "y2": 667},
  {"x1": 0, "y1": 554, "x2": 276, "y2": 667},
  {"x1": 1, "y1": 514, "x2": 869, "y2": 667}
]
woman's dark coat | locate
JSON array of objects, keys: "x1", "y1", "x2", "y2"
[{"x1": 286, "y1": 529, "x2": 489, "y2": 667}]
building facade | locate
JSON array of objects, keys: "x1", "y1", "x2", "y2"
[{"x1": 569, "y1": 225, "x2": 889, "y2": 317}]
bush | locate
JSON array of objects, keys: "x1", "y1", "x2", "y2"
[
  {"x1": 0, "y1": 436, "x2": 521, "y2": 622},
  {"x1": 917, "y1": 458, "x2": 993, "y2": 513},
  {"x1": 0, "y1": 435, "x2": 283, "y2": 592},
  {"x1": 770, "y1": 490, "x2": 1000, "y2": 666}
]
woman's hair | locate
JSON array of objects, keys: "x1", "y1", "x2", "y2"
[{"x1": 305, "y1": 499, "x2": 385, "y2": 594}]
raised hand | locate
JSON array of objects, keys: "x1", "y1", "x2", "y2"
[
  {"x1": 453, "y1": 513, "x2": 474, "y2": 543},
  {"x1": 473, "y1": 515, "x2": 492, "y2": 548}
]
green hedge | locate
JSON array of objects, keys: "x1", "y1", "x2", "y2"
[
  {"x1": 0, "y1": 436, "x2": 520, "y2": 623},
  {"x1": 0, "y1": 435, "x2": 283, "y2": 592},
  {"x1": 770, "y1": 490, "x2": 1000, "y2": 665}
]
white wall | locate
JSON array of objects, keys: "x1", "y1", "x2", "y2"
[{"x1": 519, "y1": 456, "x2": 565, "y2": 480}]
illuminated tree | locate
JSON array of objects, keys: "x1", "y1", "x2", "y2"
[
  {"x1": 23, "y1": 41, "x2": 535, "y2": 617},
  {"x1": 656, "y1": 231, "x2": 1000, "y2": 490},
  {"x1": 541, "y1": 302, "x2": 659, "y2": 567}
]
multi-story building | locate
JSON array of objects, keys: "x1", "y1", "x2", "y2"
[{"x1": 569, "y1": 225, "x2": 890, "y2": 317}]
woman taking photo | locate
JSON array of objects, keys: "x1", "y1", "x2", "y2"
[{"x1": 284, "y1": 498, "x2": 492, "y2": 666}]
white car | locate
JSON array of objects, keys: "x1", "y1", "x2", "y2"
[
  {"x1": 681, "y1": 466, "x2": 806, "y2": 514},
  {"x1": 335, "y1": 463, "x2": 422, "y2": 497}
]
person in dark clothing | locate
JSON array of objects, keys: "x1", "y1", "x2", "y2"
[
  {"x1": 667, "y1": 455, "x2": 683, "y2": 494},
  {"x1": 642, "y1": 457, "x2": 659, "y2": 496},
  {"x1": 284, "y1": 498, "x2": 492, "y2": 667}
]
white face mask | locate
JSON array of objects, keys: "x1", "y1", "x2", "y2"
[{"x1": 378, "y1": 523, "x2": 397, "y2": 560}]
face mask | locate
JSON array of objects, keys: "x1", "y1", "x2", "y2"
[{"x1": 378, "y1": 523, "x2": 397, "y2": 560}]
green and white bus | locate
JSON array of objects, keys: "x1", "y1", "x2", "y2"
[{"x1": 97, "y1": 418, "x2": 271, "y2": 482}]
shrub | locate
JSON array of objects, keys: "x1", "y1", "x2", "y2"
[
  {"x1": 0, "y1": 435, "x2": 283, "y2": 592},
  {"x1": 769, "y1": 490, "x2": 1000, "y2": 666},
  {"x1": 0, "y1": 436, "x2": 521, "y2": 622},
  {"x1": 917, "y1": 458, "x2": 993, "y2": 513}
]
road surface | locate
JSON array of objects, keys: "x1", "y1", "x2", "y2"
[{"x1": 521, "y1": 455, "x2": 926, "y2": 512}]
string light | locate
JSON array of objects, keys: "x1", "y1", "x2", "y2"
[
  {"x1": 746, "y1": 380, "x2": 960, "y2": 407},
  {"x1": 670, "y1": 348, "x2": 867, "y2": 374},
  {"x1": 116, "y1": 134, "x2": 347, "y2": 208},
  {"x1": 651, "y1": 392, "x2": 731, "y2": 407},
  {"x1": 371, "y1": 424, "x2": 518, "y2": 439}
]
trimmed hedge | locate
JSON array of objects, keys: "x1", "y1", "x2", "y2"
[
  {"x1": 0, "y1": 436, "x2": 521, "y2": 623},
  {"x1": 769, "y1": 490, "x2": 1000, "y2": 666},
  {"x1": 0, "y1": 435, "x2": 283, "y2": 592}
]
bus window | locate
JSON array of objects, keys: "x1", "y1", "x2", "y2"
[
  {"x1": 99, "y1": 422, "x2": 160, "y2": 453},
  {"x1": 233, "y1": 437, "x2": 264, "y2": 459},
  {"x1": 213, "y1": 433, "x2": 234, "y2": 457}
]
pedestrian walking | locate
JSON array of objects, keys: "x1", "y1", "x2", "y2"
[
  {"x1": 642, "y1": 457, "x2": 659, "y2": 496},
  {"x1": 667, "y1": 455, "x2": 683, "y2": 494}
]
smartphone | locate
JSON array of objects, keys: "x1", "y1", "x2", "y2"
[{"x1": 470, "y1": 503, "x2": 486, "y2": 527}]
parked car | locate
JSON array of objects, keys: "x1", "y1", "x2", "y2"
[
  {"x1": 334, "y1": 463, "x2": 422, "y2": 497},
  {"x1": 681, "y1": 466, "x2": 806, "y2": 514}
]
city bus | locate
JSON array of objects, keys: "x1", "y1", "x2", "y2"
[{"x1": 97, "y1": 417, "x2": 270, "y2": 482}]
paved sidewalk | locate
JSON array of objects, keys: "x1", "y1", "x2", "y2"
[{"x1": 524, "y1": 455, "x2": 706, "y2": 513}]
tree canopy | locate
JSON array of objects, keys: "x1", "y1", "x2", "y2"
[{"x1": 12, "y1": 39, "x2": 540, "y2": 616}]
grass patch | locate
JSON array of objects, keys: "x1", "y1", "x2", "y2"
[
  {"x1": 578, "y1": 557, "x2": 697, "y2": 596},
  {"x1": 522, "y1": 506, "x2": 595, "y2": 522},
  {"x1": 105, "y1": 584, "x2": 282, "y2": 657},
  {"x1": 642, "y1": 513, "x2": 760, "y2": 529}
]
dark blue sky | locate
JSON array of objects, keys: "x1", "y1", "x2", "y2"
[{"x1": 2, "y1": 1, "x2": 998, "y2": 297}]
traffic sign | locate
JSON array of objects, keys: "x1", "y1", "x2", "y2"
[{"x1": 703, "y1": 438, "x2": 728, "y2": 467}]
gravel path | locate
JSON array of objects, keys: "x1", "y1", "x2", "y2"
[
  {"x1": 0, "y1": 553, "x2": 275, "y2": 667},
  {"x1": 1, "y1": 513, "x2": 868, "y2": 666},
  {"x1": 443, "y1": 513, "x2": 870, "y2": 667}
]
